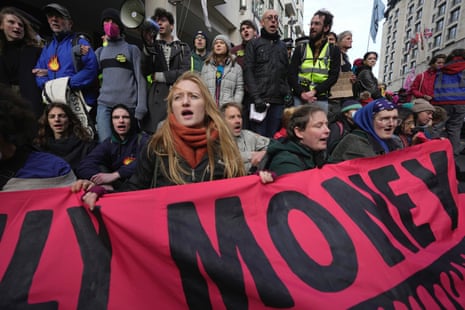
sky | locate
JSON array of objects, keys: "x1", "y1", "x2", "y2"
[{"x1": 303, "y1": 0, "x2": 384, "y2": 75}]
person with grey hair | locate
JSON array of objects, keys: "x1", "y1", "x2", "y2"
[
  {"x1": 201, "y1": 34, "x2": 244, "y2": 107},
  {"x1": 244, "y1": 9, "x2": 291, "y2": 138},
  {"x1": 337, "y1": 30, "x2": 353, "y2": 72},
  {"x1": 33, "y1": 3, "x2": 99, "y2": 107}
]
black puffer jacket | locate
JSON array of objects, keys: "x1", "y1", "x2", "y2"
[{"x1": 244, "y1": 28, "x2": 290, "y2": 104}]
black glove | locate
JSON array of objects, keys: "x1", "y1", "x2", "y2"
[{"x1": 254, "y1": 99, "x2": 268, "y2": 113}]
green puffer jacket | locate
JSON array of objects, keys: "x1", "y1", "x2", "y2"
[{"x1": 265, "y1": 139, "x2": 326, "y2": 176}]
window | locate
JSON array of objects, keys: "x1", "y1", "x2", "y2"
[
  {"x1": 412, "y1": 48, "x2": 418, "y2": 58},
  {"x1": 433, "y1": 34, "x2": 442, "y2": 47},
  {"x1": 389, "y1": 62, "x2": 393, "y2": 71},
  {"x1": 407, "y1": 17, "x2": 412, "y2": 27},
  {"x1": 408, "y1": 5, "x2": 414, "y2": 14},
  {"x1": 389, "y1": 72, "x2": 393, "y2": 81},
  {"x1": 415, "y1": 23, "x2": 421, "y2": 33},
  {"x1": 403, "y1": 54, "x2": 409, "y2": 63},
  {"x1": 411, "y1": 60, "x2": 416, "y2": 68},
  {"x1": 447, "y1": 25, "x2": 457, "y2": 40},
  {"x1": 402, "y1": 65, "x2": 409, "y2": 75},
  {"x1": 438, "y1": 3, "x2": 446, "y2": 16},
  {"x1": 254, "y1": 0, "x2": 265, "y2": 17},
  {"x1": 452, "y1": 0, "x2": 461, "y2": 5},
  {"x1": 436, "y1": 18, "x2": 444, "y2": 31},
  {"x1": 450, "y1": 9, "x2": 460, "y2": 23},
  {"x1": 406, "y1": 29, "x2": 412, "y2": 40},
  {"x1": 416, "y1": 9, "x2": 422, "y2": 20},
  {"x1": 418, "y1": 0, "x2": 424, "y2": 5}
]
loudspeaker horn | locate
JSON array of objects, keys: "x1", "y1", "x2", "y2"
[{"x1": 120, "y1": 0, "x2": 145, "y2": 29}]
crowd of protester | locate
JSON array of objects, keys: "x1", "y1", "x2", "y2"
[{"x1": 1, "y1": 3, "x2": 464, "y2": 199}]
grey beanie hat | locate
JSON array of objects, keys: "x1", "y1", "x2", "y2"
[{"x1": 213, "y1": 34, "x2": 232, "y2": 50}]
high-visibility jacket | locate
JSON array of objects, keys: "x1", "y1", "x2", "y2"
[{"x1": 298, "y1": 42, "x2": 330, "y2": 89}]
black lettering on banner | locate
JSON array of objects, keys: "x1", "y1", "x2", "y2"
[
  {"x1": 268, "y1": 191, "x2": 357, "y2": 292},
  {"x1": 67, "y1": 207, "x2": 111, "y2": 310},
  {"x1": 168, "y1": 198, "x2": 294, "y2": 310},
  {"x1": 369, "y1": 165, "x2": 435, "y2": 248},
  {"x1": 0, "y1": 210, "x2": 58, "y2": 309},
  {"x1": 323, "y1": 177, "x2": 412, "y2": 266},
  {"x1": 0, "y1": 214, "x2": 6, "y2": 242},
  {"x1": 401, "y1": 151, "x2": 458, "y2": 230}
]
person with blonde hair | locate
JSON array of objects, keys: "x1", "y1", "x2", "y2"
[
  {"x1": 72, "y1": 71, "x2": 246, "y2": 209},
  {"x1": 0, "y1": 7, "x2": 43, "y2": 117}
]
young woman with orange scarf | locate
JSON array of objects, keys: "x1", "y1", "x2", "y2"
[{"x1": 72, "y1": 71, "x2": 246, "y2": 209}]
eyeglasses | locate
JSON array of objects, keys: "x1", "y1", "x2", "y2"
[
  {"x1": 265, "y1": 15, "x2": 279, "y2": 21},
  {"x1": 375, "y1": 117, "x2": 402, "y2": 126}
]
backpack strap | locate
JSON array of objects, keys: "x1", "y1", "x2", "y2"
[{"x1": 71, "y1": 33, "x2": 92, "y2": 72}]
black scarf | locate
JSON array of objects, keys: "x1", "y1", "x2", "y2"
[{"x1": 260, "y1": 28, "x2": 280, "y2": 41}]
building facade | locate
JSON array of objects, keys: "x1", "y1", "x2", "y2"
[
  {"x1": 379, "y1": 0, "x2": 465, "y2": 91},
  {"x1": 168, "y1": 0, "x2": 305, "y2": 47}
]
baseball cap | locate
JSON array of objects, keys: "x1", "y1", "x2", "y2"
[{"x1": 43, "y1": 3, "x2": 71, "y2": 19}]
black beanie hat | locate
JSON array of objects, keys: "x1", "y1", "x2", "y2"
[{"x1": 101, "y1": 8, "x2": 124, "y2": 32}]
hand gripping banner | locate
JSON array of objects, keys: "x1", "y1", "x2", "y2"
[{"x1": 1, "y1": 139, "x2": 464, "y2": 309}]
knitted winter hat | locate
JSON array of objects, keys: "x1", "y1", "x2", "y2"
[
  {"x1": 213, "y1": 34, "x2": 232, "y2": 50},
  {"x1": 193, "y1": 30, "x2": 208, "y2": 46},
  {"x1": 101, "y1": 8, "x2": 124, "y2": 32},
  {"x1": 412, "y1": 98, "x2": 435, "y2": 113},
  {"x1": 341, "y1": 99, "x2": 362, "y2": 113}
]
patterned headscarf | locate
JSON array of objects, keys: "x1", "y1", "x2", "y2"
[{"x1": 354, "y1": 98, "x2": 397, "y2": 154}]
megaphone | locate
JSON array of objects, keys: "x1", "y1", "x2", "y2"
[
  {"x1": 120, "y1": 0, "x2": 160, "y2": 46},
  {"x1": 120, "y1": 0, "x2": 145, "y2": 28}
]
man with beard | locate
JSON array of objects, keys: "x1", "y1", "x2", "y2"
[
  {"x1": 288, "y1": 9, "x2": 340, "y2": 113},
  {"x1": 244, "y1": 10, "x2": 291, "y2": 138}
]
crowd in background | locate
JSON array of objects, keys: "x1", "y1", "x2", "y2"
[{"x1": 1, "y1": 3, "x2": 464, "y2": 199}]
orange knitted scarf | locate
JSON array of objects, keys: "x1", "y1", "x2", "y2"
[{"x1": 168, "y1": 113, "x2": 218, "y2": 168}]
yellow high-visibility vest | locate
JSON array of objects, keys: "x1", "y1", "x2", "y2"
[{"x1": 298, "y1": 42, "x2": 331, "y2": 88}]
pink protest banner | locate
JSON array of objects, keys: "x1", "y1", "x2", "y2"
[{"x1": 0, "y1": 139, "x2": 464, "y2": 309}]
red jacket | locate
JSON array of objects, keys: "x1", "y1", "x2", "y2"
[{"x1": 410, "y1": 68, "x2": 437, "y2": 98}]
